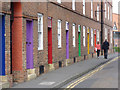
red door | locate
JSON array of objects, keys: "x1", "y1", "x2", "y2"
[
  {"x1": 48, "y1": 28, "x2": 52, "y2": 64},
  {"x1": 94, "y1": 30, "x2": 96, "y2": 53},
  {"x1": 48, "y1": 17, "x2": 52, "y2": 64}
]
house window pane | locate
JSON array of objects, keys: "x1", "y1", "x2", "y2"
[
  {"x1": 105, "y1": 28, "x2": 108, "y2": 40},
  {"x1": 97, "y1": 30, "x2": 99, "y2": 41},
  {"x1": 58, "y1": 20, "x2": 62, "y2": 48},
  {"x1": 72, "y1": 0, "x2": 75, "y2": 10},
  {"x1": 111, "y1": 30, "x2": 112, "y2": 43},
  {"x1": 83, "y1": 0, "x2": 85, "y2": 15},
  {"x1": 38, "y1": 13, "x2": 43, "y2": 50},
  {"x1": 57, "y1": 0, "x2": 61, "y2": 3},
  {"x1": 97, "y1": 4, "x2": 99, "y2": 21},
  {"x1": 105, "y1": 2, "x2": 107, "y2": 18},
  {"x1": 91, "y1": 28, "x2": 93, "y2": 46},
  {"x1": 91, "y1": 0, "x2": 93, "y2": 18},
  {"x1": 108, "y1": 5, "x2": 110, "y2": 20},
  {"x1": 66, "y1": 21, "x2": 69, "y2": 30},
  {"x1": 73, "y1": 23, "x2": 76, "y2": 47}
]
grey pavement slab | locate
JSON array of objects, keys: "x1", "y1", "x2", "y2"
[{"x1": 12, "y1": 53, "x2": 118, "y2": 88}]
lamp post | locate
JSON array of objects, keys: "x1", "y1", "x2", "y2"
[{"x1": 95, "y1": 0, "x2": 105, "y2": 55}]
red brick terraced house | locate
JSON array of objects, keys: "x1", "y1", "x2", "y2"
[{"x1": 0, "y1": 0, "x2": 113, "y2": 88}]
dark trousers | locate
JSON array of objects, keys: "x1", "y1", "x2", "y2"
[
  {"x1": 97, "y1": 50, "x2": 100, "y2": 57},
  {"x1": 104, "y1": 49, "x2": 108, "y2": 59}
]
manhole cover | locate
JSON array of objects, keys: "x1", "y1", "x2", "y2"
[{"x1": 39, "y1": 82, "x2": 55, "y2": 85}]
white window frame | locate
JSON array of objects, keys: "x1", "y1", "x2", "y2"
[
  {"x1": 72, "y1": 0, "x2": 75, "y2": 10},
  {"x1": 105, "y1": 2, "x2": 107, "y2": 18},
  {"x1": 91, "y1": 0, "x2": 93, "y2": 18},
  {"x1": 58, "y1": 20, "x2": 62, "y2": 48},
  {"x1": 97, "y1": 4, "x2": 99, "y2": 21},
  {"x1": 38, "y1": 13, "x2": 43, "y2": 50},
  {"x1": 83, "y1": 0, "x2": 85, "y2": 15},
  {"x1": 83, "y1": 26, "x2": 86, "y2": 47},
  {"x1": 73, "y1": 23, "x2": 76, "y2": 47},
  {"x1": 108, "y1": 5, "x2": 110, "y2": 20},
  {"x1": 57, "y1": 0, "x2": 61, "y2": 3},
  {"x1": 91, "y1": 28, "x2": 93, "y2": 46},
  {"x1": 97, "y1": 30, "x2": 99, "y2": 41}
]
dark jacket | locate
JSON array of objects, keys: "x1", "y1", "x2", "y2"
[{"x1": 102, "y1": 41, "x2": 109, "y2": 50}]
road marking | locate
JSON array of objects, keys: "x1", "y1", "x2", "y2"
[
  {"x1": 38, "y1": 82, "x2": 55, "y2": 85},
  {"x1": 66, "y1": 56, "x2": 120, "y2": 88}
]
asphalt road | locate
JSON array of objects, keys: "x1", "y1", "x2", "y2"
[{"x1": 62, "y1": 57, "x2": 119, "y2": 88}]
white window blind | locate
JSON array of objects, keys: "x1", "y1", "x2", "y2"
[
  {"x1": 83, "y1": 0, "x2": 85, "y2": 15},
  {"x1": 58, "y1": 20, "x2": 62, "y2": 48},
  {"x1": 83, "y1": 26, "x2": 86, "y2": 46},
  {"x1": 38, "y1": 13, "x2": 43, "y2": 50},
  {"x1": 91, "y1": 0, "x2": 93, "y2": 18},
  {"x1": 73, "y1": 23, "x2": 76, "y2": 47},
  {"x1": 72, "y1": 0, "x2": 75, "y2": 10},
  {"x1": 91, "y1": 28, "x2": 93, "y2": 46}
]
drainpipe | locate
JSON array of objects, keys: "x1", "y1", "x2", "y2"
[
  {"x1": 101, "y1": 0, "x2": 103, "y2": 55},
  {"x1": 10, "y1": 2, "x2": 14, "y2": 74}
]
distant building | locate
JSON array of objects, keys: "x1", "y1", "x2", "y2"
[{"x1": 112, "y1": 13, "x2": 120, "y2": 47}]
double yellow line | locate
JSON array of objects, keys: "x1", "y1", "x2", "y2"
[{"x1": 66, "y1": 56, "x2": 120, "y2": 89}]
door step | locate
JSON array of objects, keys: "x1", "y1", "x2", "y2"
[
  {"x1": 27, "y1": 68, "x2": 36, "y2": 81},
  {"x1": 0, "y1": 81, "x2": 9, "y2": 89},
  {"x1": 0, "y1": 76, "x2": 10, "y2": 88}
]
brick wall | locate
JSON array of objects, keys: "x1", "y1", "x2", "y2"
[{"x1": 1, "y1": 1, "x2": 113, "y2": 87}]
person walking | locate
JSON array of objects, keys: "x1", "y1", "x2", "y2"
[
  {"x1": 102, "y1": 39, "x2": 109, "y2": 59},
  {"x1": 96, "y1": 41, "x2": 101, "y2": 59}
]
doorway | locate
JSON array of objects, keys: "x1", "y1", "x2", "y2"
[
  {"x1": 66, "y1": 30, "x2": 69, "y2": 59},
  {"x1": 26, "y1": 20, "x2": 34, "y2": 69},
  {"x1": 0, "y1": 15, "x2": 5, "y2": 76}
]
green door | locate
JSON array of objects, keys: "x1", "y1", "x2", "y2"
[{"x1": 78, "y1": 25, "x2": 81, "y2": 56}]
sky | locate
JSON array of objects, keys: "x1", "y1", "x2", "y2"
[{"x1": 113, "y1": 0, "x2": 120, "y2": 14}]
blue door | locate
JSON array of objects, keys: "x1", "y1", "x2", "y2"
[{"x1": 0, "y1": 15, "x2": 5, "y2": 76}]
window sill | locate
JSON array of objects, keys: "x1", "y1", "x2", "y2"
[
  {"x1": 38, "y1": 48, "x2": 43, "y2": 51},
  {"x1": 58, "y1": 47, "x2": 62, "y2": 49}
]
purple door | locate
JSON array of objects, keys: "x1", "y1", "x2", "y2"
[
  {"x1": 66, "y1": 30, "x2": 69, "y2": 59},
  {"x1": 26, "y1": 20, "x2": 33, "y2": 69}
]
